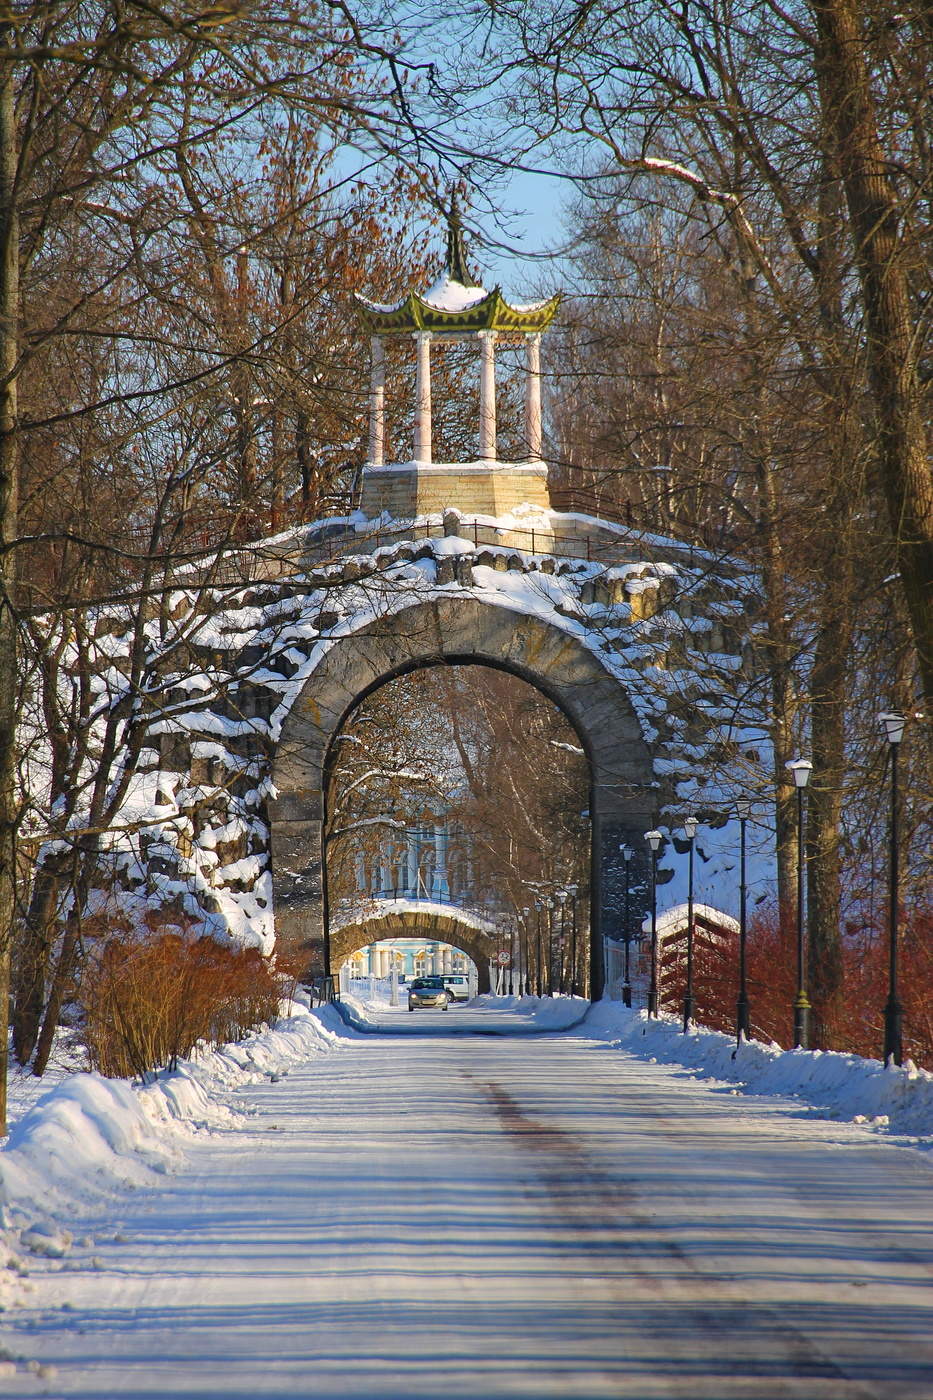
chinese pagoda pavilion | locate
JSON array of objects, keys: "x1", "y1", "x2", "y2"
[{"x1": 354, "y1": 204, "x2": 560, "y2": 520}]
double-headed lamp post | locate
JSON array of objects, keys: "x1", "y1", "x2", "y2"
[
  {"x1": 645, "y1": 829, "x2": 663, "y2": 1017},
  {"x1": 735, "y1": 798, "x2": 751, "y2": 1046},
  {"x1": 621, "y1": 844, "x2": 634, "y2": 1007},
  {"x1": 786, "y1": 757, "x2": 813, "y2": 1049},
  {"x1": 879, "y1": 711, "x2": 906, "y2": 1066},
  {"x1": 682, "y1": 815, "x2": 699, "y2": 1032}
]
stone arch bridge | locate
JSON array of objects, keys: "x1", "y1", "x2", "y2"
[
  {"x1": 330, "y1": 900, "x2": 498, "y2": 993},
  {"x1": 77, "y1": 509, "x2": 766, "y2": 1000}
]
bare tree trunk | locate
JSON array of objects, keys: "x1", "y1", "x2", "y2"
[
  {"x1": 807, "y1": 595, "x2": 850, "y2": 1046},
  {"x1": 11, "y1": 860, "x2": 63, "y2": 1065},
  {"x1": 0, "y1": 11, "x2": 20, "y2": 1131},
  {"x1": 32, "y1": 907, "x2": 81, "y2": 1078},
  {"x1": 753, "y1": 448, "x2": 797, "y2": 920},
  {"x1": 813, "y1": 0, "x2": 933, "y2": 709}
]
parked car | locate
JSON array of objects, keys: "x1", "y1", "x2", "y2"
[
  {"x1": 442, "y1": 974, "x2": 470, "y2": 1003},
  {"x1": 408, "y1": 976, "x2": 449, "y2": 1011}
]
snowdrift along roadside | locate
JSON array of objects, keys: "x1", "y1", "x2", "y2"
[
  {"x1": 0, "y1": 1002, "x2": 346, "y2": 1308},
  {"x1": 584, "y1": 1000, "x2": 933, "y2": 1143}
]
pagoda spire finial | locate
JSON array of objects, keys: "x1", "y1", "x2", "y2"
[{"x1": 445, "y1": 191, "x2": 480, "y2": 288}]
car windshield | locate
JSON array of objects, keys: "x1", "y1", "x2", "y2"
[{"x1": 411, "y1": 978, "x2": 443, "y2": 989}]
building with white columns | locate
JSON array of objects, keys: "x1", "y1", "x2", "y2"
[{"x1": 354, "y1": 206, "x2": 560, "y2": 521}]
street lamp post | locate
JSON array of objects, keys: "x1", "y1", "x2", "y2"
[
  {"x1": 645, "y1": 830, "x2": 663, "y2": 1016},
  {"x1": 682, "y1": 816, "x2": 699, "y2": 1032},
  {"x1": 621, "y1": 844, "x2": 634, "y2": 1006},
  {"x1": 568, "y1": 885, "x2": 579, "y2": 995},
  {"x1": 879, "y1": 711, "x2": 906, "y2": 1066},
  {"x1": 518, "y1": 907, "x2": 526, "y2": 996},
  {"x1": 534, "y1": 900, "x2": 544, "y2": 997},
  {"x1": 735, "y1": 798, "x2": 751, "y2": 1046},
  {"x1": 786, "y1": 758, "x2": 813, "y2": 1049},
  {"x1": 556, "y1": 890, "x2": 568, "y2": 994},
  {"x1": 547, "y1": 896, "x2": 556, "y2": 996}
]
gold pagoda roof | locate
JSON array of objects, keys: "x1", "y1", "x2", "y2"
[{"x1": 354, "y1": 204, "x2": 560, "y2": 336}]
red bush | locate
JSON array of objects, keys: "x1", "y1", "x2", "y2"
[
  {"x1": 644, "y1": 905, "x2": 932, "y2": 1068},
  {"x1": 729, "y1": 907, "x2": 931, "y2": 1066}
]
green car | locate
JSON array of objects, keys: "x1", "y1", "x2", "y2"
[{"x1": 408, "y1": 976, "x2": 450, "y2": 1011}]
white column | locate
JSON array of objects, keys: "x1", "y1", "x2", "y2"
[
  {"x1": 406, "y1": 829, "x2": 419, "y2": 896},
  {"x1": 368, "y1": 336, "x2": 385, "y2": 467},
  {"x1": 432, "y1": 824, "x2": 449, "y2": 900},
  {"x1": 478, "y1": 330, "x2": 497, "y2": 461},
  {"x1": 524, "y1": 333, "x2": 543, "y2": 461},
  {"x1": 414, "y1": 331, "x2": 432, "y2": 463}
]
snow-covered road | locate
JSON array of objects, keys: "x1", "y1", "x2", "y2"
[{"x1": 8, "y1": 1005, "x2": 933, "y2": 1399}]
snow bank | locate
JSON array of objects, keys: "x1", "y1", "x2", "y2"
[
  {"x1": 473, "y1": 993, "x2": 590, "y2": 1030},
  {"x1": 584, "y1": 1001, "x2": 933, "y2": 1144},
  {"x1": 0, "y1": 1004, "x2": 347, "y2": 1308}
]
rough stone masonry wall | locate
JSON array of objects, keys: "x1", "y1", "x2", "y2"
[{"x1": 59, "y1": 517, "x2": 768, "y2": 958}]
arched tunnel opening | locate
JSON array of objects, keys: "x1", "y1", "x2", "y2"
[
  {"x1": 322, "y1": 662, "x2": 595, "y2": 997},
  {"x1": 338, "y1": 935, "x2": 482, "y2": 1001}
]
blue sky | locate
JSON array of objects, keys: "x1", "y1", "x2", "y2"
[{"x1": 472, "y1": 167, "x2": 573, "y2": 293}]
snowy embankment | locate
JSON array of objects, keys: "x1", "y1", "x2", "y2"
[
  {"x1": 585, "y1": 1000, "x2": 933, "y2": 1143},
  {"x1": 0, "y1": 1004, "x2": 345, "y2": 1308}
]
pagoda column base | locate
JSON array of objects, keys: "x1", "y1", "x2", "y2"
[{"x1": 359, "y1": 460, "x2": 551, "y2": 522}]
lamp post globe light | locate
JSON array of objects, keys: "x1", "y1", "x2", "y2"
[
  {"x1": 786, "y1": 758, "x2": 813, "y2": 1049},
  {"x1": 645, "y1": 830, "x2": 663, "y2": 1017},
  {"x1": 879, "y1": 711, "x2": 907, "y2": 1066},
  {"x1": 682, "y1": 816, "x2": 699, "y2": 1033},
  {"x1": 735, "y1": 798, "x2": 752, "y2": 1047},
  {"x1": 621, "y1": 844, "x2": 634, "y2": 1007}
]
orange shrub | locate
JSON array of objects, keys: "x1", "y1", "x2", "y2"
[{"x1": 79, "y1": 927, "x2": 291, "y2": 1079}]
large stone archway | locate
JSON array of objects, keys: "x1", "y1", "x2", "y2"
[
  {"x1": 330, "y1": 904, "x2": 497, "y2": 993},
  {"x1": 269, "y1": 593, "x2": 656, "y2": 998}
]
